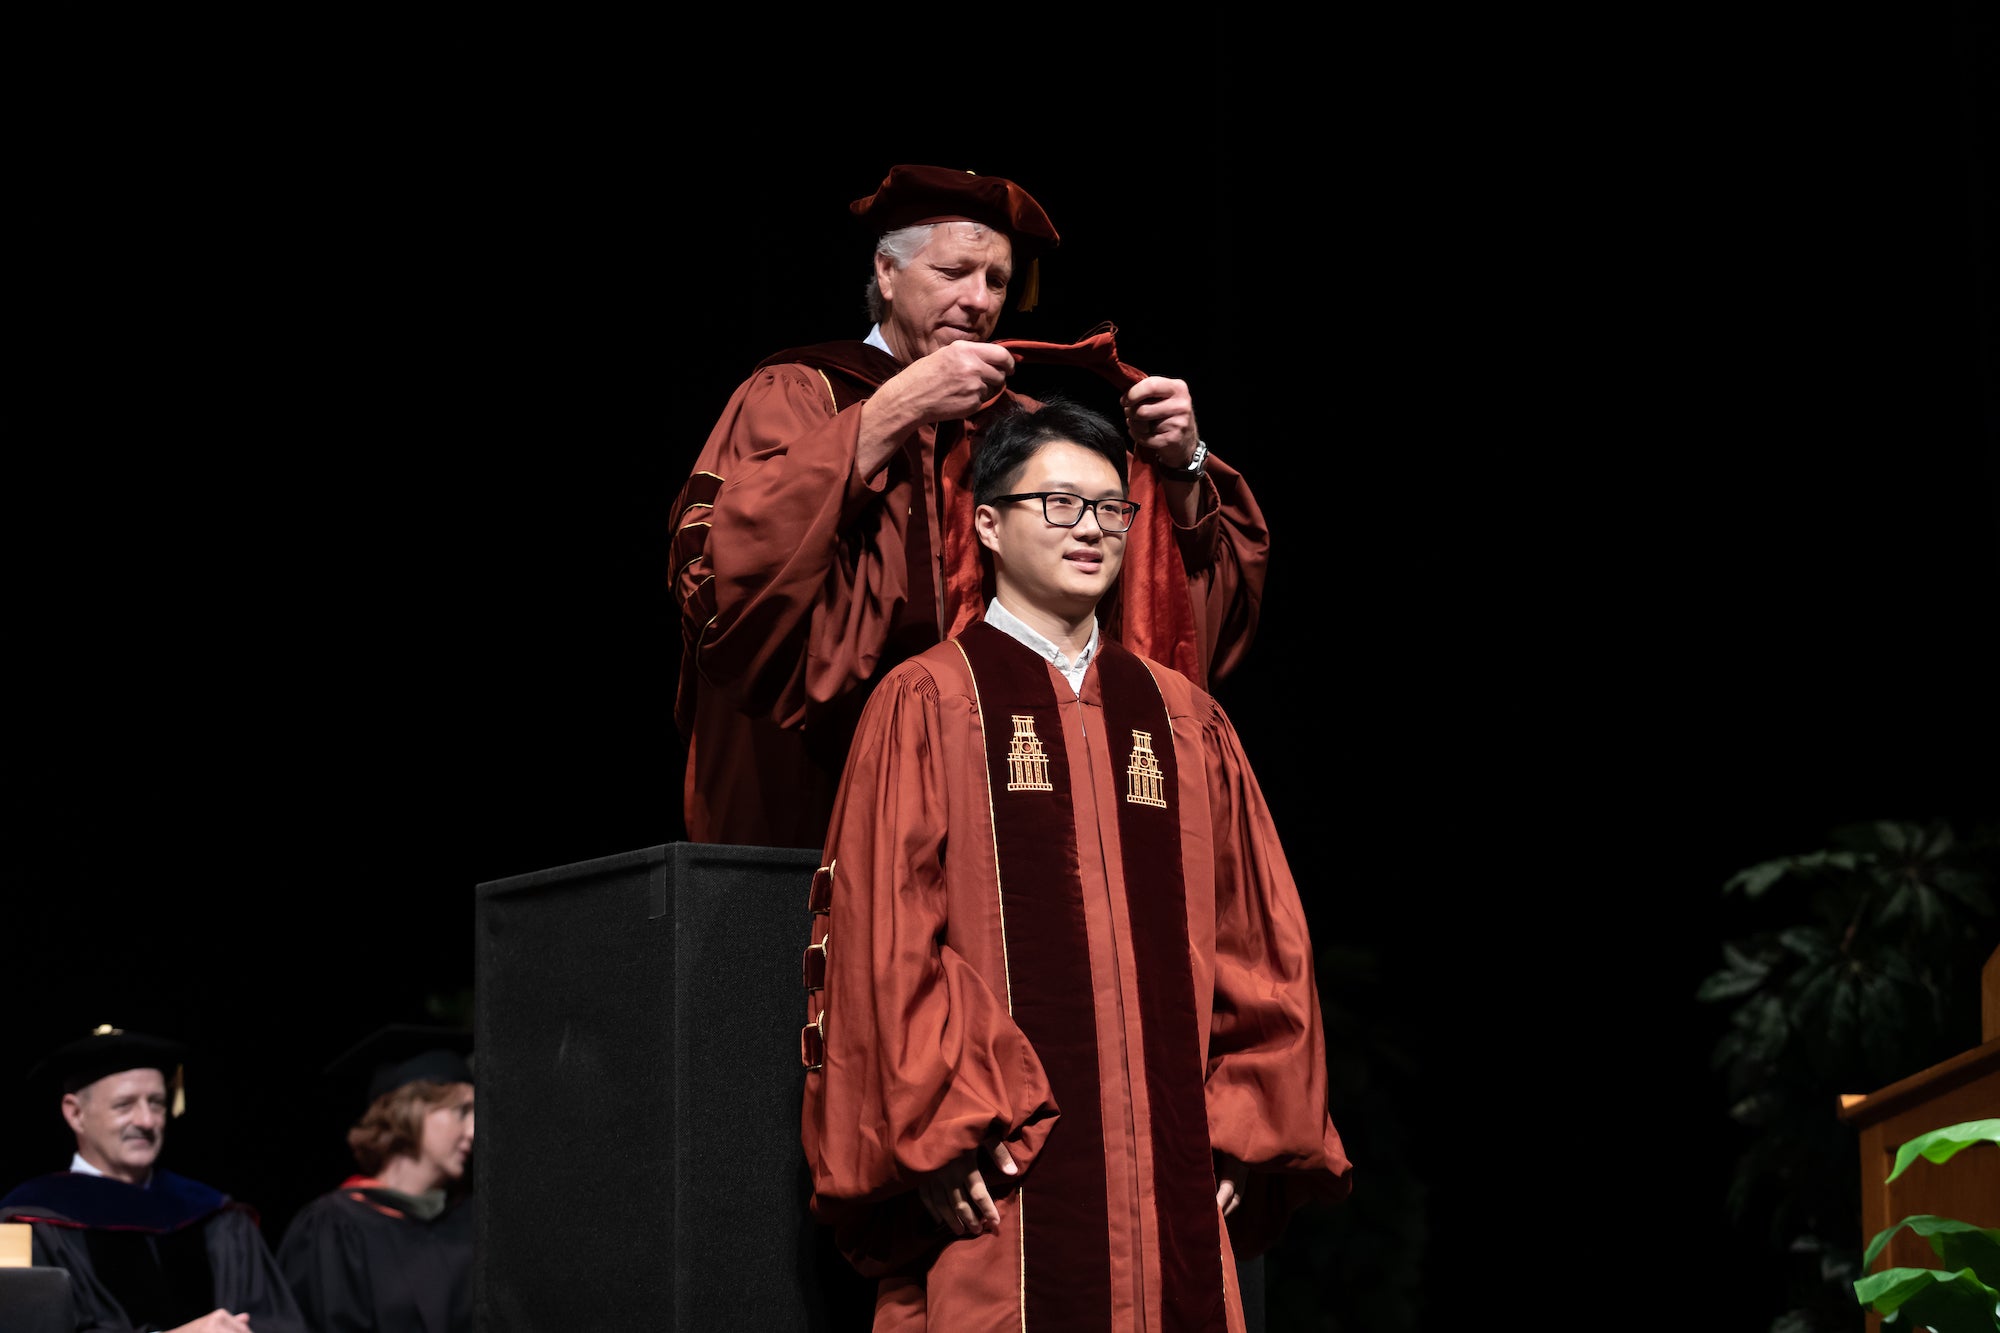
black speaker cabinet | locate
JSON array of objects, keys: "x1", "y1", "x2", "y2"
[
  {"x1": 474, "y1": 842, "x2": 1262, "y2": 1332},
  {"x1": 475, "y1": 842, "x2": 872, "y2": 1333}
]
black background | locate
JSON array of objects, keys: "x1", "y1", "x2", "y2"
[{"x1": 9, "y1": 11, "x2": 1996, "y2": 1329}]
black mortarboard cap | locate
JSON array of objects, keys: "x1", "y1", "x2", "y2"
[
  {"x1": 326, "y1": 1023, "x2": 474, "y2": 1105},
  {"x1": 29, "y1": 1025, "x2": 189, "y2": 1114}
]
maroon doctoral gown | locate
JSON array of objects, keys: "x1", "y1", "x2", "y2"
[
  {"x1": 798, "y1": 622, "x2": 1350, "y2": 1333},
  {"x1": 669, "y1": 325, "x2": 1270, "y2": 849}
]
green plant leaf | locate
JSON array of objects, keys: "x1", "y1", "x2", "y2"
[
  {"x1": 1878, "y1": 951, "x2": 1923, "y2": 986},
  {"x1": 1723, "y1": 940, "x2": 1766, "y2": 969},
  {"x1": 1727, "y1": 861, "x2": 1790, "y2": 898},
  {"x1": 1852, "y1": 1263, "x2": 2000, "y2": 1321},
  {"x1": 1875, "y1": 821, "x2": 1916, "y2": 856},
  {"x1": 1859, "y1": 971, "x2": 1912, "y2": 1072},
  {"x1": 1833, "y1": 822, "x2": 1897, "y2": 854},
  {"x1": 1887, "y1": 1121, "x2": 2000, "y2": 1184},
  {"x1": 1918, "y1": 821, "x2": 1957, "y2": 858},
  {"x1": 1864, "y1": 1215, "x2": 2000, "y2": 1272},
  {"x1": 1697, "y1": 965, "x2": 1769, "y2": 1002},
  {"x1": 1912, "y1": 880, "x2": 1949, "y2": 935},
  {"x1": 1877, "y1": 879, "x2": 1916, "y2": 928},
  {"x1": 1827, "y1": 969, "x2": 1862, "y2": 1052},
  {"x1": 1712, "y1": 819, "x2": 2000, "y2": 1328},
  {"x1": 1932, "y1": 865, "x2": 1996, "y2": 913},
  {"x1": 1740, "y1": 991, "x2": 1790, "y2": 1069},
  {"x1": 1896, "y1": 1276, "x2": 2000, "y2": 1331},
  {"x1": 1696, "y1": 941, "x2": 1775, "y2": 1004},
  {"x1": 1937, "y1": 1226, "x2": 2000, "y2": 1292},
  {"x1": 1789, "y1": 960, "x2": 1840, "y2": 1040}
]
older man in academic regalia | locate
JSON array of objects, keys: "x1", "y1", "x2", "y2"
[
  {"x1": 0, "y1": 1026, "x2": 306, "y2": 1333},
  {"x1": 669, "y1": 163, "x2": 1272, "y2": 851}
]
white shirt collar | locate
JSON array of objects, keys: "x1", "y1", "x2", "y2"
[
  {"x1": 70, "y1": 1152, "x2": 150, "y2": 1188},
  {"x1": 984, "y1": 598, "x2": 1097, "y2": 695},
  {"x1": 864, "y1": 324, "x2": 895, "y2": 358}
]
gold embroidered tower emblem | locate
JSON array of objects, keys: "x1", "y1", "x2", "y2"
[
  {"x1": 1126, "y1": 730, "x2": 1167, "y2": 808},
  {"x1": 1005, "y1": 715, "x2": 1053, "y2": 792}
]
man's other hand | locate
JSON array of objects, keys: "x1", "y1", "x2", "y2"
[
  {"x1": 915, "y1": 1141, "x2": 1019, "y2": 1236},
  {"x1": 1215, "y1": 1151, "x2": 1246, "y2": 1218}
]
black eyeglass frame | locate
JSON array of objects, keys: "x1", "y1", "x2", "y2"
[{"x1": 987, "y1": 491, "x2": 1143, "y2": 532}]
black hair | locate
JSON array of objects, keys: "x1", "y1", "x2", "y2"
[{"x1": 971, "y1": 395, "x2": 1129, "y2": 505}]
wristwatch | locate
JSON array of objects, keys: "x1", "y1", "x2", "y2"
[{"x1": 1153, "y1": 438, "x2": 1208, "y2": 482}]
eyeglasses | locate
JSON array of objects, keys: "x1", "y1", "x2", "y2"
[{"x1": 989, "y1": 491, "x2": 1142, "y2": 533}]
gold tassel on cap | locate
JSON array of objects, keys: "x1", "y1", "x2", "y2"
[{"x1": 1016, "y1": 257, "x2": 1041, "y2": 313}]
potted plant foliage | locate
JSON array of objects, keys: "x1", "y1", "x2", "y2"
[
  {"x1": 1698, "y1": 818, "x2": 1999, "y2": 1330},
  {"x1": 1852, "y1": 1118, "x2": 2000, "y2": 1332}
]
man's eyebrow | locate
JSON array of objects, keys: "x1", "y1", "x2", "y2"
[{"x1": 1037, "y1": 483, "x2": 1129, "y2": 497}]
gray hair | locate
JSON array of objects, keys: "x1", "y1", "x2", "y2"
[{"x1": 862, "y1": 221, "x2": 997, "y2": 323}]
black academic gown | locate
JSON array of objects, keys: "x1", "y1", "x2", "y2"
[
  {"x1": 0, "y1": 1170, "x2": 307, "y2": 1333},
  {"x1": 275, "y1": 1180, "x2": 473, "y2": 1333}
]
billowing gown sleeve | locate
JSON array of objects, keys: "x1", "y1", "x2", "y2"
[
  {"x1": 800, "y1": 660, "x2": 1059, "y2": 1275},
  {"x1": 1196, "y1": 695, "x2": 1354, "y2": 1257},
  {"x1": 1177, "y1": 454, "x2": 1268, "y2": 684},
  {"x1": 277, "y1": 1195, "x2": 377, "y2": 1333},
  {"x1": 672, "y1": 366, "x2": 918, "y2": 732},
  {"x1": 1119, "y1": 454, "x2": 1270, "y2": 687},
  {"x1": 204, "y1": 1206, "x2": 310, "y2": 1332},
  {"x1": 673, "y1": 362, "x2": 1273, "y2": 739}
]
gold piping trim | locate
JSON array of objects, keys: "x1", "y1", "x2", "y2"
[
  {"x1": 953, "y1": 639, "x2": 1012, "y2": 1017},
  {"x1": 1017, "y1": 1189, "x2": 1028, "y2": 1332},
  {"x1": 1137, "y1": 658, "x2": 1167, "y2": 709},
  {"x1": 813, "y1": 369, "x2": 838, "y2": 417},
  {"x1": 958, "y1": 638, "x2": 1029, "y2": 1332}
]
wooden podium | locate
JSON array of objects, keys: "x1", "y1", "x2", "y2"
[{"x1": 1837, "y1": 945, "x2": 2000, "y2": 1330}]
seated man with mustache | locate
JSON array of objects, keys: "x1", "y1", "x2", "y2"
[{"x1": 1, "y1": 1026, "x2": 306, "y2": 1333}]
